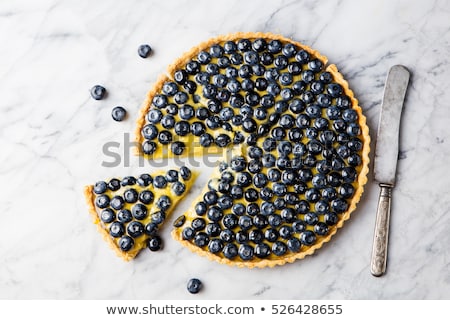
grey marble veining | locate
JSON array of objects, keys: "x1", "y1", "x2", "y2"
[{"x1": 1, "y1": 0, "x2": 449, "y2": 299}]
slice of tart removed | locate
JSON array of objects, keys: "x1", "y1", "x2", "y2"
[{"x1": 84, "y1": 167, "x2": 197, "y2": 261}]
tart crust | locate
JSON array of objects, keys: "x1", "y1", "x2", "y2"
[{"x1": 135, "y1": 32, "x2": 370, "y2": 268}]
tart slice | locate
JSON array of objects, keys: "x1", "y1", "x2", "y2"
[{"x1": 84, "y1": 167, "x2": 197, "y2": 261}]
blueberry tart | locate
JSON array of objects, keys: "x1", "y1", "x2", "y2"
[
  {"x1": 133, "y1": 32, "x2": 370, "y2": 267},
  {"x1": 84, "y1": 168, "x2": 197, "y2": 261}
]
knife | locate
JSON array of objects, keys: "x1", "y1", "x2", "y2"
[{"x1": 370, "y1": 65, "x2": 410, "y2": 277}]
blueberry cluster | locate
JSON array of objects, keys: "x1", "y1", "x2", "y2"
[
  {"x1": 140, "y1": 37, "x2": 361, "y2": 162},
  {"x1": 92, "y1": 167, "x2": 192, "y2": 253},
  {"x1": 161, "y1": 36, "x2": 365, "y2": 262}
]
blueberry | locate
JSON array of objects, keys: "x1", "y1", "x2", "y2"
[
  {"x1": 295, "y1": 200, "x2": 310, "y2": 214},
  {"x1": 274, "y1": 197, "x2": 287, "y2": 210},
  {"x1": 262, "y1": 154, "x2": 276, "y2": 168},
  {"x1": 287, "y1": 238, "x2": 301, "y2": 252},
  {"x1": 246, "y1": 203, "x2": 260, "y2": 216},
  {"x1": 173, "y1": 215, "x2": 186, "y2": 228},
  {"x1": 179, "y1": 166, "x2": 191, "y2": 181},
  {"x1": 322, "y1": 187, "x2": 337, "y2": 200},
  {"x1": 121, "y1": 176, "x2": 136, "y2": 187},
  {"x1": 339, "y1": 183, "x2": 355, "y2": 198},
  {"x1": 138, "y1": 44, "x2": 152, "y2": 58},
  {"x1": 138, "y1": 190, "x2": 154, "y2": 204},
  {"x1": 314, "y1": 222, "x2": 329, "y2": 236},
  {"x1": 244, "y1": 188, "x2": 259, "y2": 202},
  {"x1": 197, "y1": 51, "x2": 211, "y2": 64},
  {"x1": 182, "y1": 227, "x2": 195, "y2": 240},
  {"x1": 208, "y1": 239, "x2": 224, "y2": 254},
  {"x1": 110, "y1": 195, "x2": 124, "y2": 210},
  {"x1": 272, "y1": 241, "x2": 287, "y2": 256},
  {"x1": 158, "y1": 130, "x2": 172, "y2": 144},
  {"x1": 203, "y1": 190, "x2": 218, "y2": 205},
  {"x1": 137, "y1": 174, "x2": 152, "y2": 187},
  {"x1": 267, "y1": 39, "x2": 282, "y2": 53},
  {"x1": 238, "y1": 215, "x2": 253, "y2": 231},
  {"x1": 207, "y1": 206, "x2": 223, "y2": 222},
  {"x1": 238, "y1": 65, "x2": 252, "y2": 78},
  {"x1": 248, "y1": 159, "x2": 263, "y2": 174},
  {"x1": 308, "y1": 59, "x2": 323, "y2": 72},
  {"x1": 225, "y1": 41, "x2": 237, "y2": 54},
  {"x1": 148, "y1": 235, "x2": 163, "y2": 251},
  {"x1": 264, "y1": 228, "x2": 279, "y2": 242},
  {"x1": 315, "y1": 200, "x2": 330, "y2": 214},
  {"x1": 253, "y1": 172, "x2": 268, "y2": 188},
  {"x1": 268, "y1": 213, "x2": 283, "y2": 227},
  {"x1": 302, "y1": 70, "x2": 315, "y2": 83},
  {"x1": 312, "y1": 173, "x2": 327, "y2": 189},
  {"x1": 200, "y1": 133, "x2": 213, "y2": 147},
  {"x1": 93, "y1": 181, "x2": 107, "y2": 194},
  {"x1": 305, "y1": 189, "x2": 321, "y2": 202},
  {"x1": 131, "y1": 203, "x2": 148, "y2": 220},
  {"x1": 90, "y1": 85, "x2": 106, "y2": 100},
  {"x1": 223, "y1": 243, "x2": 238, "y2": 259},
  {"x1": 237, "y1": 39, "x2": 252, "y2": 51},
  {"x1": 347, "y1": 123, "x2": 361, "y2": 136},
  {"x1": 260, "y1": 202, "x2": 274, "y2": 216},
  {"x1": 109, "y1": 222, "x2": 125, "y2": 238},
  {"x1": 152, "y1": 94, "x2": 168, "y2": 108},
  {"x1": 317, "y1": 93, "x2": 331, "y2": 107},
  {"x1": 219, "y1": 229, "x2": 234, "y2": 243},
  {"x1": 95, "y1": 194, "x2": 110, "y2": 209},
  {"x1": 325, "y1": 212, "x2": 339, "y2": 225},
  {"x1": 295, "y1": 49, "x2": 310, "y2": 63},
  {"x1": 255, "y1": 243, "x2": 271, "y2": 258},
  {"x1": 215, "y1": 134, "x2": 231, "y2": 147},
  {"x1": 305, "y1": 212, "x2": 319, "y2": 225},
  {"x1": 336, "y1": 96, "x2": 351, "y2": 109},
  {"x1": 274, "y1": 55, "x2": 288, "y2": 70},
  {"x1": 156, "y1": 195, "x2": 171, "y2": 211},
  {"x1": 238, "y1": 244, "x2": 254, "y2": 261},
  {"x1": 260, "y1": 94, "x2": 275, "y2": 109},
  {"x1": 222, "y1": 214, "x2": 238, "y2": 229},
  {"x1": 230, "y1": 156, "x2": 247, "y2": 172},
  {"x1": 271, "y1": 127, "x2": 286, "y2": 141},
  {"x1": 100, "y1": 208, "x2": 115, "y2": 223},
  {"x1": 192, "y1": 218, "x2": 206, "y2": 231},
  {"x1": 127, "y1": 221, "x2": 144, "y2": 238},
  {"x1": 235, "y1": 231, "x2": 248, "y2": 244},
  {"x1": 119, "y1": 236, "x2": 134, "y2": 252},
  {"x1": 118, "y1": 209, "x2": 132, "y2": 223},
  {"x1": 281, "y1": 170, "x2": 297, "y2": 185},
  {"x1": 292, "y1": 219, "x2": 306, "y2": 233},
  {"x1": 242, "y1": 118, "x2": 257, "y2": 133},
  {"x1": 310, "y1": 80, "x2": 325, "y2": 94},
  {"x1": 327, "y1": 83, "x2": 343, "y2": 97},
  {"x1": 194, "y1": 232, "x2": 209, "y2": 247},
  {"x1": 279, "y1": 73, "x2": 292, "y2": 86},
  {"x1": 279, "y1": 225, "x2": 294, "y2": 239},
  {"x1": 172, "y1": 181, "x2": 186, "y2": 196},
  {"x1": 232, "y1": 203, "x2": 246, "y2": 216},
  {"x1": 233, "y1": 131, "x2": 245, "y2": 144},
  {"x1": 301, "y1": 231, "x2": 317, "y2": 246},
  {"x1": 342, "y1": 167, "x2": 357, "y2": 182},
  {"x1": 111, "y1": 106, "x2": 127, "y2": 122},
  {"x1": 244, "y1": 50, "x2": 259, "y2": 65},
  {"x1": 205, "y1": 223, "x2": 220, "y2": 237},
  {"x1": 260, "y1": 51, "x2": 274, "y2": 65}
]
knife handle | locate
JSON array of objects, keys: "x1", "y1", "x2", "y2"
[{"x1": 370, "y1": 183, "x2": 393, "y2": 277}]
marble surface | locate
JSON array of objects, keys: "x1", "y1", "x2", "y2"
[{"x1": 1, "y1": 0, "x2": 449, "y2": 300}]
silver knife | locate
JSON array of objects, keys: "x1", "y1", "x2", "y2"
[{"x1": 371, "y1": 65, "x2": 410, "y2": 277}]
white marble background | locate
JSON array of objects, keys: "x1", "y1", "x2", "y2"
[{"x1": 0, "y1": 0, "x2": 449, "y2": 299}]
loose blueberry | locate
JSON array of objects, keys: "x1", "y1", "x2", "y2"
[
  {"x1": 90, "y1": 85, "x2": 106, "y2": 100},
  {"x1": 111, "y1": 106, "x2": 127, "y2": 122},
  {"x1": 138, "y1": 44, "x2": 152, "y2": 58}
]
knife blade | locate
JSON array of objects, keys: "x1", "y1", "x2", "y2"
[{"x1": 371, "y1": 65, "x2": 410, "y2": 277}]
